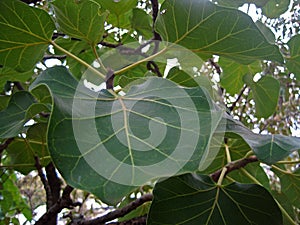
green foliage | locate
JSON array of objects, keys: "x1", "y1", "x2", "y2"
[
  {"x1": 0, "y1": 0, "x2": 299, "y2": 224},
  {"x1": 148, "y1": 174, "x2": 282, "y2": 225}
]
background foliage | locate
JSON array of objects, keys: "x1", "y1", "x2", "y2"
[{"x1": 0, "y1": 0, "x2": 300, "y2": 224}]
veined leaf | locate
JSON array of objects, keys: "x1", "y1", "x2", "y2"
[
  {"x1": 30, "y1": 66, "x2": 222, "y2": 204},
  {"x1": 262, "y1": 0, "x2": 290, "y2": 18},
  {"x1": 0, "y1": 0, "x2": 55, "y2": 72},
  {"x1": 0, "y1": 67, "x2": 33, "y2": 90},
  {"x1": 286, "y1": 34, "x2": 300, "y2": 80},
  {"x1": 96, "y1": 0, "x2": 138, "y2": 16},
  {"x1": 155, "y1": 0, "x2": 283, "y2": 64},
  {"x1": 272, "y1": 166, "x2": 300, "y2": 208},
  {"x1": 223, "y1": 116, "x2": 300, "y2": 164},
  {"x1": 244, "y1": 74, "x2": 280, "y2": 118},
  {"x1": 51, "y1": 0, "x2": 108, "y2": 45},
  {"x1": 148, "y1": 174, "x2": 282, "y2": 225},
  {"x1": 3, "y1": 123, "x2": 50, "y2": 175},
  {"x1": 219, "y1": 58, "x2": 261, "y2": 95}
]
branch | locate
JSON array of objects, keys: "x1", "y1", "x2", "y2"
[
  {"x1": 43, "y1": 54, "x2": 67, "y2": 61},
  {"x1": 34, "y1": 156, "x2": 53, "y2": 207},
  {"x1": 147, "y1": 61, "x2": 162, "y2": 77},
  {"x1": 229, "y1": 85, "x2": 247, "y2": 111},
  {"x1": 150, "y1": 0, "x2": 161, "y2": 41},
  {"x1": 106, "y1": 215, "x2": 147, "y2": 225},
  {"x1": 35, "y1": 185, "x2": 79, "y2": 225},
  {"x1": 210, "y1": 155, "x2": 258, "y2": 182},
  {"x1": 208, "y1": 58, "x2": 221, "y2": 75},
  {"x1": 13, "y1": 82, "x2": 25, "y2": 91},
  {"x1": 73, "y1": 194, "x2": 153, "y2": 225},
  {"x1": 0, "y1": 138, "x2": 14, "y2": 155}
]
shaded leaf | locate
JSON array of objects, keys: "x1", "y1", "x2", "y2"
[
  {"x1": 223, "y1": 116, "x2": 300, "y2": 164},
  {"x1": 286, "y1": 34, "x2": 300, "y2": 80},
  {"x1": 97, "y1": 0, "x2": 138, "y2": 16},
  {"x1": 51, "y1": 0, "x2": 108, "y2": 45},
  {"x1": 3, "y1": 123, "x2": 50, "y2": 174},
  {"x1": 256, "y1": 20, "x2": 276, "y2": 44},
  {"x1": 30, "y1": 66, "x2": 221, "y2": 204},
  {"x1": 262, "y1": 0, "x2": 290, "y2": 18},
  {"x1": 0, "y1": 92, "x2": 35, "y2": 138},
  {"x1": 0, "y1": 0, "x2": 55, "y2": 72},
  {"x1": 213, "y1": 0, "x2": 269, "y2": 8},
  {"x1": 0, "y1": 68, "x2": 33, "y2": 90},
  {"x1": 244, "y1": 74, "x2": 280, "y2": 118},
  {"x1": 148, "y1": 174, "x2": 282, "y2": 225},
  {"x1": 219, "y1": 58, "x2": 261, "y2": 95},
  {"x1": 272, "y1": 167, "x2": 300, "y2": 208},
  {"x1": 155, "y1": 0, "x2": 283, "y2": 64},
  {"x1": 131, "y1": 8, "x2": 153, "y2": 39}
]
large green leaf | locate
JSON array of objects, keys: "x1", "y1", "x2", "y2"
[
  {"x1": 244, "y1": 74, "x2": 280, "y2": 118},
  {"x1": 286, "y1": 34, "x2": 300, "y2": 80},
  {"x1": 262, "y1": 0, "x2": 290, "y2": 18},
  {"x1": 272, "y1": 166, "x2": 300, "y2": 208},
  {"x1": 223, "y1": 116, "x2": 300, "y2": 164},
  {"x1": 30, "y1": 66, "x2": 221, "y2": 204},
  {"x1": 0, "y1": 0, "x2": 55, "y2": 72},
  {"x1": 155, "y1": 0, "x2": 283, "y2": 64},
  {"x1": 213, "y1": 0, "x2": 269, "y2": 8},
  {"x1": 219, "y1": 58, "x2": 261, "y2": 95},
  {"x1": 131, "y1": 8, "x2": 153, "y2": 39},
  {"x1": 3, "y1": 123, "x2": 50, "y2": 175},
  {"x1": 148, "y1": 174, "x2": 282, "y2": 225},
  {"x1": 0, "y1": 68, "x2": 33, "y2": 90},
  {"x1": 96, "y1": 0, "x2": 138, "y2": 16},
  {"x1": 0, "y1": 91, "x2": 48, "y2": 139},
  {"x1": 51, "y1": 0, "x2": 108, "y2": 45}
]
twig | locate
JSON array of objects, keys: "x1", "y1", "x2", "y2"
[
  {"x1": 34, "y1": 156, "x2": 53, "y2": 207},
  {"x1": 99, "y1": 41, "x2": 123, "y2": 48},
  {"x1": 73, "y1": 194, "x2": 153, "y2": 225},
  {"x1": 43, "y1": 54, "x2": 67, "y2": 61},
  {"x1": 106, "y1": 68, "x2": 115, "y2": 89},
  {"x1": 229, "y1": 85, "x2": 247, "y2": 111},
  {"x1": 35, "y1": 185, "x2": 79, "y2": 225},
  {"x1": 150, "y1": 0, "x2": 161, "y2": 42},
  {"x1": 147, "y1": 61, "x2": 162, "y2": 77},
  {"x1": 210, "y1": 155, "x2": 258, "y2": 182},
  {"x1": 106, "y1": 215, "x2": 147, "y2": 225},
  {"x1": 208, "y1": 58, "x2": 221, "y2": 75},
  {"x1": 13, "y1": 82, "x2": 25, "y2": 91},
  {"x1": 0, "y1": 138, "x2": 14, "y2": 155}
]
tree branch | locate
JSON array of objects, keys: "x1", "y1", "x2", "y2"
[
  {"x1": 0, "y1": 138, "x2": 14, "y2": 155},
  {"x1": 106, "y1": 215, "x2": 147, "y2": 225},
  {"x1": 35, "y1": 185, "x2": 79, "y2": 225},
  {"x1": 210, "y1": 155, "x2": 258, "y2": 182},
  {"x1": 45, "y1": 163, "x2": 62, "y2": 225},
  {"x1": 147, "y1": 61, "x2": 162, "y2": 77},
  {"x1": 73, "y1": 194, "x2": 153, "y2": 225},
  {"x1": 229, "y1": 85, "x2": 247, "y2": 111},
  {"x1": 34, "y1": 156, "x2": 53, "y2": 207},
  {"x1": 150, "y1": 0, "x2": 161, "y2": 41}
]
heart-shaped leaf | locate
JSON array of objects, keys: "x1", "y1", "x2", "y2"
[
  {"x1": 155, "y1": 0, "x2": 283, "y2": 64},
  {"x1": 30, "y1": 66, "x2": 221, "y2": 204},
  {"x1": 244, "y1": 74, "x2": 280, "y2": 118},
  {"x1": 0, "y1": 0, "x2": 55, "y2": 72},
  {"x1": 219, "y1": 59, "x2": 261, "y2": 95},
  {"x1": 3, "y1": 123, "x2": 50, "y2": 175},
  {"x1": 0, "y1": 91, "x2": 48, "y2": 139},
  {"x1": 286, "y1": 34, "x2": 300, "y2": 80},
  {"x1": 223, "y1": 116, "x2": 300, "y2": 164},
  {"x1": 51, "y1": 0, "x2": 108, "y2": 45},
  {"x1": 96, "y1": 0, "x2": 138, "y2": 16},
  {"x1": 148, "y1": 173, "x2": 282, "y2": 225},
  {"x1": 272, "y1": 166, "x2": 300, "y2": 208}
]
